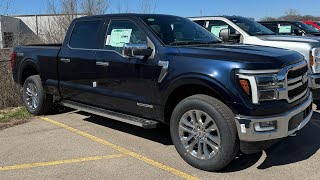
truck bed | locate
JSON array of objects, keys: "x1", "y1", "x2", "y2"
[{"x1": 12, "y1": 44, "x2": 62, "y2": 87}]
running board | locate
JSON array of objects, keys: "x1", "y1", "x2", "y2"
[{"x1": 61, "y1": 100, "x2": 158, "y2": 129}]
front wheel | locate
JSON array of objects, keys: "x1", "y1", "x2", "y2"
[
  {"x1": 170, "y1": 95, "x2": 239, "y2": 171},
  {"x1": 23, "y1": 75, "x2": 53, "y2": 115}
]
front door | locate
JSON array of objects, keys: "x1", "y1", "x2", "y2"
[{"x1": 94, "y1": 19, "x2": 162, "y2": 119}]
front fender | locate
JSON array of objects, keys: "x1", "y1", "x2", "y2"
[{"x1": 160, "y1": 73, "x2": 236, "y2": 105}]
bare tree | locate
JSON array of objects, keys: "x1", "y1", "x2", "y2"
[
  {"x1": 285, "y1": 9, "x2": 300, "y2": 16},
  {"x1": 261, "y1": 8, "x2": 320, "y2": 21},
  {"x1": 81, "y1": 0, "x2": 110, "y2": 15},
  {"x1": 0, "y1": 0, "x2": 11, "y2": 15},
  {"x1": 42, "y1": 0, "x2": 110, "y2": 43},
  {"x1": 114, "y1": 0, "x2": 130, "y2": 13},
  {"x1": 138, "y1": 0, "x2": 156, "y2": 14}
]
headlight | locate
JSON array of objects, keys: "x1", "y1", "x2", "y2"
[
  {"x1": 311, "y1": 48, "x2": 320, "y2": 73},
  {"x1": 238, "y1": 70, "x2": 282, "y2": 104}
]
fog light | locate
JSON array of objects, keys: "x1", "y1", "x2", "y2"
[
  {"x1": 258, "y1": 90, "x2": 277, "y2": 100},
  {"x1": 254, "y1": 121, "x2": 277, "y2": 132}
]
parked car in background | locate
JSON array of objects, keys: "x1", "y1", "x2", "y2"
[
  {"x1": 11, "y1": 14, "x2": 313, "y2": 171},
  {"x1": 190, "y1": 16, "x2": 320, "y2": 98},
  {"x1": 259, "y1": 20, "x2": 320, "y2": 36},
  {"x1": 303, "y1": 21, "x2": 320, "y2": 30}
]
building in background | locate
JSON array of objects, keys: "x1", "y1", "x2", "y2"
[{"x1": 0, "y1": 14, "x2": 85, "y2": 49}]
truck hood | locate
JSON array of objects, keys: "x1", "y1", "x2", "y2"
[
  {"x1": 177, "y1": 43, "x2": 304, "y2": 68},
  {"x1": 308, "y1": 32, "x2": 320, "y2": 36},
  {"x1": 257, "y1": 35, "x2": 320, "y2": 43}
]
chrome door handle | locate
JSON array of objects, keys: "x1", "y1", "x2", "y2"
[
  {"x1": 60, "y1": 58, "x2": 71, "y2": 63},
  {"x1": 96, "y1": 61, "x2": 109, "y2": 66}
]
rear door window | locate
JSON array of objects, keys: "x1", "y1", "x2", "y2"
[{"x1": 69, "y1": 21, "x2": 102, "y2": 49}]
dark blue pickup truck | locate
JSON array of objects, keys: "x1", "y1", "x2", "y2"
[{"x1": 11, "y1": 14, "x2": 313, "y2": 171}]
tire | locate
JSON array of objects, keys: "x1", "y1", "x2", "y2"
[
  {"x1": 170, "y1": 94, "x2": 239, "y2": 171},
  {"x1": 23, "y1": 75, "x2": 53, "y2": 115}
]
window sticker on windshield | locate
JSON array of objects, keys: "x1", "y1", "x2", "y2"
[
  {"x1": 278, "y1": 25, "x2": 291, "y2": 33},
  {"x1": 107, "y1": 29, "x2": 132, "y2": 47},
  {"x1": 211, "y1": 25, "x2": 228, "y2": 37}
]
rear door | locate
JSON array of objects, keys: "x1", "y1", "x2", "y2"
[{"x1": 58, "y1": 20, "x2": 104, "y2": 104}]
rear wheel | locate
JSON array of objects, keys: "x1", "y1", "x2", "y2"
[
  {"x1": 170, "y1": 95, "x2": 239, "y2": 171},
  {"x1": 23, "y1": 75, "x2": 53, "y2": 115}
]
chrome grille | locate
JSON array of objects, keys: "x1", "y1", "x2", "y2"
[{"x1": 287, "y1": 65, "x2": 308, "y2": 100}]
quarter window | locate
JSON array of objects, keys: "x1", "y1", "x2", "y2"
[
  {"x1": 69, "y1": 21, "x2": 101, "y2": 49},
  {"x1": 104, "y1": 20, "x2": 147, "y2": 53}
]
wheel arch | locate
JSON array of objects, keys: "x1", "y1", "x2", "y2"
[
  {"x1": 18, "y1": 58, "x2": 40, "y2": 86},
  {"x1": 161, "y1": 74, "x2": 235, "y2": 123}
]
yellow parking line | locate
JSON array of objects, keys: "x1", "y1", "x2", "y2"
[
  {"x1": 40, "y1": 117, "x2": 200, "y2": 180},
  {"x1": 0, "y1": 154, "x2": 126, "y2": 171}
]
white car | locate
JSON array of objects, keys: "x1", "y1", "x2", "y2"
[{"x1": 190, "y1": 16, "x2": 320, "y2": 98}]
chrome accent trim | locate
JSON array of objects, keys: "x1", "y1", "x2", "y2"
[
  {"x1": 238, "y1": 69, "x2": 281, "y2": 74},
  {"x1": 137, "y1": 103, "x2": 154, "y2": 109},
  {"x1": 235, "y1": 93, "x2": 313, "y2": 142},
  {"x1": 16, "y1": 52, "x2": 24, "y2": 56},
  {"x1": 60, "y1": 58, "x2": 71, "y2": 63},
  {"x1": 158, "y1": 61, "x2": 169, "y2": 83},
  {"x1": 287, "y1": 75, "x2": 303, "y2": 84},
  {"x1": 287, "y1": 81, "x2": 303, "y2": 91},
  {"x1": 96, "y1": 61, "x2": 109, "y2": 66},
  {"x1": 238, "y1": 74, "x2": 259, "y2": 104},
  {"x1": 61, "y1": 100, "x2": 158, "y2": 129}
]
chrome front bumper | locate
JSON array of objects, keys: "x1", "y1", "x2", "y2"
[{"x1": 235, "y1": 93, "x2": 313, "y2": 142}]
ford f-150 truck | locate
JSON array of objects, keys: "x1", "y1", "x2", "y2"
[
  {"x1": 12, "y1": 14, "x2": 313, "y2": 171},
  {"x1": 190, "y1": 16, "x2": 320, "y2": 99}
]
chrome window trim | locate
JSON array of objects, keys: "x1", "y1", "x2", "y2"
[{"x1": 66, "y1": 18, "x2": 155, "y2": 59}]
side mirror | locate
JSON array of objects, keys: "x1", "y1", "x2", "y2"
[
  {"x1": 219, "y1": 28, "x2": 241, "y2": 42},
  {"x1": 293, "y1": 29, "x2": 304, "y2": 36},
  {"x1": 122, "y1": 43, "x2": 153, "y2": 58},
  {"x1": 219, "y1": 28, "x2": 230, "y2": 41}
]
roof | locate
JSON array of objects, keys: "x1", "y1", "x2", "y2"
[
  {"x1": 77, "y1": 13, "x2": 182, "y2": 20},
  {"x1": 188, "y1": 15, "x2": 244, "y2": 19},
  {"x1": 259, "y1": 20, "x2": 301, "y2": 23}
]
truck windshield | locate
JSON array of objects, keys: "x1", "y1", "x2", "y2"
[
  {"x1": 293, "y1": 21, "x2": 320, "y2": 34},
  {"x1": 227, "y1": 17, "x2": 275, "y2": 36},
  {"x1": 141, "y1": 16, "x2": 221, "y2": 46}
]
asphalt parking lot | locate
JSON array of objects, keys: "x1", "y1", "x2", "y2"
[{"x1": 1, "y1": 107, "x2": 320, "y2": 180}]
